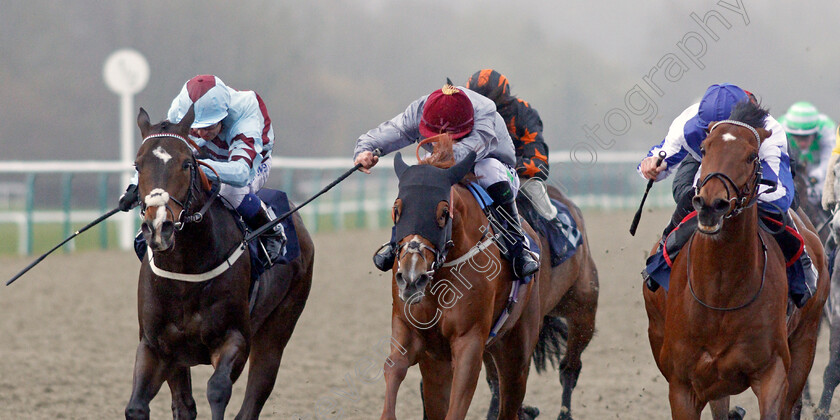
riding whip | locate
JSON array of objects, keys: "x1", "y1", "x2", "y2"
[
  {"x1": 245, "y1": 148, "x2": 382, "y2": 243},
  {"x1": 6, "y1": 207, "x2": 122, "y2": 286},
  {"x1": 629, "y1": 151, "x2": 667, "y2": 236}
]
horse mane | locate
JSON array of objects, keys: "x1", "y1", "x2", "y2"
[
  {"x1": 416, "y1": 134, "x2": 478, "y2": 183},
  {"x1": 728, "y1": 100, "x2": 769, "y2": 129},
  {"x1": 418, "y1": 134, "x2": 457, "y2": 169}
]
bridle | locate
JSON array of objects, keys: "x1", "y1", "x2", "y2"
[
  {"x1": 694, "y1": 120, "x2": 764, "y2": 218},
  {"x1": 394, "y1": 188, "x2": 456, "y2": 276},
  {"x1": 140, "y1": 133, "x2": 220, "y2": 230}
]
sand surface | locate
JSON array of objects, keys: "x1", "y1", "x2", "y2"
[{"x1": 0, "y1": 209, "x2": 836, "y2": 419}]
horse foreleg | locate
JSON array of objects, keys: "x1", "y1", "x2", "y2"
[
  {"x1": 126, "y1": 339, "x2": 169, "y2": 420},
  {"x1": 446, "y1": 334, "x2": 485, "y2": 419},
  {"x1": 482, "y1": 355, "x2": 500, "y2": 420},
  {"x1": 708, "y1": 397, "x2": 730, "y2": 420},
  {"x1": 557, "y1": 283, "x2": 597, "y2": 420},
  {"x1": 751, "y1": 355, "x2": 788, "y2": 420},
  {"x1": 167, "y1": 366, "x2": 197, "y2": 420},
  {"x1": 668, "y1": 381, "x2": 703, "y2": 420},
  {"x1": 815, "y1": 323, "x2": 840, "y2": 419},
  {"x1": 382, "y1": 322, "x2": 421, "y2": 420},
  {"x1": 419, "y1": 356, "x2": 454, "y2": 420},
  {"x1": 207, "y1": 330, "x2": 249, "y2": 420}
]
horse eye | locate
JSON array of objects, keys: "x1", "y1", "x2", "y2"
[{"x1": 182, "y1": 160, "x2": 191, "y2": 170}]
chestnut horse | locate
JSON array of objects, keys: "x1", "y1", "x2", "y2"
[
  {"x1": 125, "y1": 107, "x2": 314, "y2": 420},
  {"x1": 382, "y1": 136, "x2": 598, "y2": 420},
  {"x1": 643, "y1": 101, "x2": 829, "y2": 420}
]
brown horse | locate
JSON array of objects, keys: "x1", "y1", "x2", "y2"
[
  {"x1": 643, "y1": 102, "x2": 829, "y2": 420},
  {"x1": 125, "y1": 106, "x2": 314, "y2": 420},
  {"x1": 381, "y1": 136, "x2": 598, "y2": 420}
]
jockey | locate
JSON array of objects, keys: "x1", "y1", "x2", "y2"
[
  {"x1": 778, "y1": 102, "x2": 836, "y2": 206},
  {"x1": 465, "y1": 69, "x2": 558, "y2": 225},
  {"x1": 119, "y1": 74, "x2": 286, "y2": 262},
  {"x1": 354, "y1": 83, "x2": 540, "y2": 279},
  {"x1": 639, "y1": 83, "x2": 818, "y2": 308}
]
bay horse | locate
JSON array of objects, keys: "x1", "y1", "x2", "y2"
[
  {"x1": 643, "y1": 101, "x2": 829, "y2": 420},
  {"x1": 381, "y1": 135, "x2": 598, "y2": 420},
  {"x1": 125, "y1": 106, "x2": 314, "y2": 420}
]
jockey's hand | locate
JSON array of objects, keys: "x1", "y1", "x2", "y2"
[
  {"x1": 355, "y1": 151, "x2": 379, "y2": 174},
  {"x1": 640, "y1": 155, "x2": 667, "y2": 180},
  {"x1": 118, "y1": 184, "x2": 140, "y2": 212}
]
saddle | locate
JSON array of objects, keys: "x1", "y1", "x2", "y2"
[{"x1": 464, "y1": 182, "x2": 540, "y2": 283}]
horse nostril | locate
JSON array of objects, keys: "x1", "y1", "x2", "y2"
[
  {"x1": 692, "y1": 195, "x2": 705, "y2": 211},
  {"x1": 395, "y1": 272, "x2": 405, "y2": 286},
  {"x1": 161, "y1": 221, "x2": 175, "y2": 238},
  {"x1": 141, "y1": 222, "x2": 152, "y2": 236},
  {"x1": 416, "y1": 274, "x2": 431, "y2": 288},
  {"x1": 712, "y1": 198, "x2": 730, "y2": 213}
]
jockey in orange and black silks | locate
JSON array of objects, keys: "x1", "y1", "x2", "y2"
[
  {"x1": 466, "y1": 69, "x2": 557, "y2": 223},
  {"x1": 353, "y1": 84, "x2": 540, "y2": 279}
]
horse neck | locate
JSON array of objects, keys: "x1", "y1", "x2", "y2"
[
  {"x1": 160, "y1": 188, "x2": 240, "y2": 271},
  {"x1": 689, "y1": 206, "x2": 763, "y2": 294},
  {"x1": 449, "y1": 185, "x2": 490, "y2": 257}
]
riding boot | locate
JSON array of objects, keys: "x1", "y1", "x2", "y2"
[
  {"x1": 373, "y1": 226, "x2": 398, "y2": 272},
  {"x1": 486, "y1": 182, "x2": 540, "y2": 279},
  {"x1": 243, "y1": 200, "x2": 287, "y2": 265},
  {"x1": 791, "y1": 247, "x2": 818, "y2": 308},
  {"x1": 641, "y1": 185, "x2": 697, "y2": 291}
]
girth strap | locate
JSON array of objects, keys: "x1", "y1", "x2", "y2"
[{"x1": 147, "y1": 242, "x2": 248, "y2": 282}]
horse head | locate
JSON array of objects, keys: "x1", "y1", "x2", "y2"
[
  {"x1": 135, "y1": 105, "x2": 199, "y2": 252},
  {"x1": 390, "y1": 147, "x2": 475, "y2": 303},
  {"x1": 692, "y1": 101, "x2": 772, "y2": 234}
]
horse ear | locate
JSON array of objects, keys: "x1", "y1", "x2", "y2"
[
  {"x1": 757, "y1": 128, "x2": 772, "y2": 142},
  {"x1": 707, "y1": 121, "x2": 717, "y2": 133},
  {"x1": 447, "y1": 151, "x2": 476, "y2": 184},
  {"x1": 137, "y1": 107, "x2": 151, "y2": 137},
  {"x1": 394, "y1": 152, "x2": 409, "y2": 178},
  {"x1": 179, "y1": 104, "x2": 196, "y2": 132}
]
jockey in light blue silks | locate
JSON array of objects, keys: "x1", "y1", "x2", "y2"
[
  {"x1": 119, "y1": 74, "x2": 285, "y2": 261},
  {"x1": 639, "y1": 83, "x2": 817, "y2": 308},
  {"x1": 353, "y1": 84, "x2": 540, "y2": 279}
]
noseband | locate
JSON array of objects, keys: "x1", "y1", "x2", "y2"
[
  {"x1": 694, "y1": 120, "x2": 763, "y2": 218},
  {"x1": 140, "y1": 133, "x2": 219, "y2": 230},
  {"x1": 395, "y1": 214, "x2": 454, "y2": 275}
]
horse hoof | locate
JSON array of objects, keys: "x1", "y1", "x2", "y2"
[
  {"x1": 813, "y1": 407, "x2": 831, "y2": 420},
  {"x1": 728, "y1": 406, "x2": 746, "y2": 420},
  {"x1": 556, "y1": 405, "x2": 571, "y2": 420},
  {"x1": 519, "y1": 405, "x2": 539, "y2": 419}
]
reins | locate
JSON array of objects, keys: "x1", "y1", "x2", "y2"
[
  {"x1": 686, "y1": 231, "x2": 768, "y2": 311},
  {"x1": 140, "y1": 133, "x2": 221, "y2": 230},
  {"x1": 687, "y1": 120, "x2": 772, "y2": 311}
]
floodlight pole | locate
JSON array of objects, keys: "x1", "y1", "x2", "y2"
[{"x1": 103, "y1": 49, "x2": 149, "y2": 250}]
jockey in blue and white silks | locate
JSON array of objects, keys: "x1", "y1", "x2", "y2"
[
  {"x1": 638, "y1": 83, "x2": 817, "y2": 308},
  {"x1": 638, "y1": 85, "x2": 794, "y2": 213}
]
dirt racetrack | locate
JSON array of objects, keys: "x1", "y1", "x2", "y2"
[{"x1": 0, "y1": 208, "x2": 837, "y2": 419}]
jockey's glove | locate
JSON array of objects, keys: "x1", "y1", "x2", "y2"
[{"x1": 119, "y1": 184, "x2": 140, "y2": 212}]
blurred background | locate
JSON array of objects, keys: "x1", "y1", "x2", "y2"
[{"x1": 2, "y1": 0, "x2": 839, "y2": 252}]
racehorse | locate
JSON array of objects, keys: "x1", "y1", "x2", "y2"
[
  {"x1": 643, "y1": 101, "x2": 829, "y2": 420},
  {"x1": 811, "y1": 159, "x2": 840, "y2": 420},
  {"x1": 381, "y1": 135, "x2": 598, "y2": 420},
  {"x1": 790, "y1": 147, "x2": 831, "y2": 243},
  {"x1": 125, "y1": 106, "x2": 314, "y2": 420}
]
